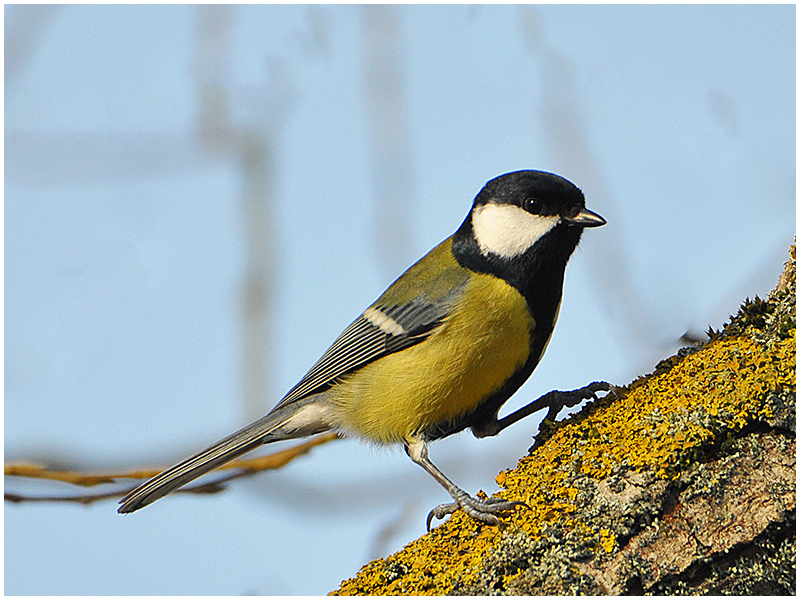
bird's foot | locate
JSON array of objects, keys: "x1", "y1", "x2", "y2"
[
  {"x1": 542, "y1": 381, "x2": 614, "y2": 416},
  {"x1": 531, "y1": 381, "x2": 616, "y2": 449},
  {"x1": 426, "y1": 491, "x2": 527, "y2": 531}
]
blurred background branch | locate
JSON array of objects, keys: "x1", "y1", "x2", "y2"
[
  {"x1": 5, "y1": 433, "x2": 338, "y2": 504},
  {"x1": 5, "y1": 4, "x2": 794, "y2": 595},
  {"x1": 362, "y1": 5, "x2": 417, "y2": 278}
]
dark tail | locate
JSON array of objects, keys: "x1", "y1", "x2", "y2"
[{"x1": 118, "y1": 408, "x2": 298, "y2": 514}]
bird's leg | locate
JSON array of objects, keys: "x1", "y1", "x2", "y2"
[
  {"x1": 405, "y1": 439, "x2": 526, "y2": 531},
  {"x1": 472, "y1": 381, "x2": 613, "y2": 440}
]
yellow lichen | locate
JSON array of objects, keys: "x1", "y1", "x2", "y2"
[
  {"x1": 598, "y1": 528, "x2": 616, "y2": 554},
  {"x1": 333, "y1": 299, "x2": 795, "y2": 595}
]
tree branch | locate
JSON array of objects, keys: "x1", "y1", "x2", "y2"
[{"x1": 5, "y1": 432, "x2": 338, "y2": 505}]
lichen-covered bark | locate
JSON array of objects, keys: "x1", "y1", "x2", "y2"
[{"x1": 333, "y1": 246, "x2": 795, "y2": 596}]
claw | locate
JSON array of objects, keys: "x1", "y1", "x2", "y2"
[
  {"x1": 426, "y1": 494, "x2": 528, "y2": 531},
  {"x1": 406, "y1": 438, "x2": 529, "y2": 531}
]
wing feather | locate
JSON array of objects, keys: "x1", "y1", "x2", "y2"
[{"x1": 273, "y1": 296, "x2": 457, "y2": 410}]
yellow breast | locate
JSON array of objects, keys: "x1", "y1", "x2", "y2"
[{"x1": 327, "y1": 273, "x2": 533, "y2": 444}]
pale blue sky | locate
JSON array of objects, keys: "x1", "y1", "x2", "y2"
[{"x1": 5, "y1": 4, "x2": 795, "y2": 595}]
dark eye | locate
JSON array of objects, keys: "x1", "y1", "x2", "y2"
[{"x1": 522, "y1": 197, "x2": 540, "y2": 213}]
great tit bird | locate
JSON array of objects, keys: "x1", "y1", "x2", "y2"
[{"x1": 118, "y1": 170, "x2": 606, "y2": 527}]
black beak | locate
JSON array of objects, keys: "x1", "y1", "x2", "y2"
[{"x1": 566, "y1": 208, "x2": 606, "y2": 228}]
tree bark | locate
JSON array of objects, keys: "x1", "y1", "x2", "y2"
[{"x1": 333, "y1": 246, "x2": 796, "y2": 596}]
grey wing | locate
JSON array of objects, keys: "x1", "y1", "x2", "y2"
[
  {"x1": 272, "y1": 298, "x2": 453, "y2": 411},
  {"x1": 118, "y1": 289, "x2": 462, "y2": 513}
]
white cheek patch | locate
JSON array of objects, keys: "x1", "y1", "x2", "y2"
[{"x1": 472, "y1": 203, "x2": 560, "y2": 258}]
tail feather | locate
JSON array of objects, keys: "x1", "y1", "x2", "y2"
[{"x1": 118, "y1": 409, "x2": 295, "y2": 514}]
